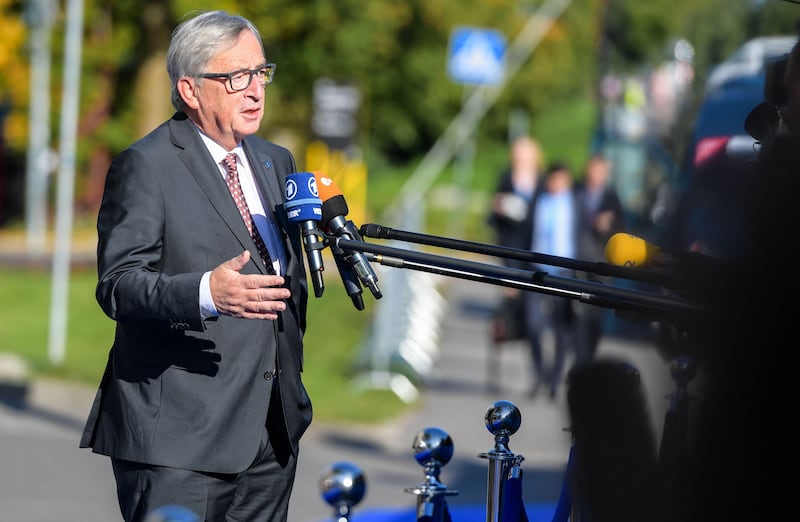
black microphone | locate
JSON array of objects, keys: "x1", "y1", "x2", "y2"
[
  {"x1": 332, "y1": 248, "x2": 365, "y2": 310},
  {"x1": 285, "y1": 172, "x2": 325, "y2": 297},
  {"x1": 314, "y1": 172, "x2": 382, "y2": 300}
]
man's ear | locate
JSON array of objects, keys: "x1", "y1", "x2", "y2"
[{"x1": 177, "y1": 78, "x2": 200, "y2": 110}]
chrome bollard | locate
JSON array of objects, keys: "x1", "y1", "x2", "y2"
[
  {"x1": 319, "y1": 461, "x2": 367, "y2": 522},
  {"x1": 405, "y1": 426, "x2": 459, "y2": 521},
  {"x1": 479, "y1": 400, "x2": 524, "y2": 522}
]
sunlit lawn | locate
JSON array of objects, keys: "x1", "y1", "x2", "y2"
[{"x1": 0, "y1": 263, "x2": 411, "y2": 425}]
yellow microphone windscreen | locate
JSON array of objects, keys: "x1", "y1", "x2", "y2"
[{"x1": 605, "y1": 233, "x2": 660, "y2": 267}]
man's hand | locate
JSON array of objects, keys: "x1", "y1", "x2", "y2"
[{"x1": 210, "y1": 251, "x2": 290, "y2": 320}]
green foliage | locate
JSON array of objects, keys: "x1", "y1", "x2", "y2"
[
  {"x1": 531, "y1": 96, "x2": 599, "y2": 173},
  {"x1": 604, "y1": 0, "x2": 799, "y2": 81},
  {"x1": 752, "y1": 1, "x2": 800, "y2": 35},
  {"x1": 4, "y1": 0, "x2": 794, "y2": 222},
  {"x1": 2, "y1": 0, "x2": 608, "y2": 205},
  {"x1": 674, "y1": 1, "x2": 754, "y2": 80}
]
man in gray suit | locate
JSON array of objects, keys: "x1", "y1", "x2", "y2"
[{"x1": 80, "y1": 11, "x2": 312, "y2": 521}]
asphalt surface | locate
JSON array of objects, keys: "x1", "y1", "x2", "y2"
[{"x1": 0, "y1": 251, "x2": 674, "y2": 522}]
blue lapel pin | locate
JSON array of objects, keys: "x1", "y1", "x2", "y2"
[{"x1": 264, "y1": 160, "x2": 272, "y2": 169}]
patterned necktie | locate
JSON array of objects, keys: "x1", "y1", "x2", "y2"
[{"x1": 222, "y1": 153, "x2": 276, "y2": 274}]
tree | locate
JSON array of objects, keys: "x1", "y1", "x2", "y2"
[{"x1": 3, "y1": 0, "x2": 796, "y2": 224}]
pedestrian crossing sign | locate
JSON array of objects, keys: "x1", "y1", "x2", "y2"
[{"x1": 446, "y1": 27, "x2": 507, "y2": 85}]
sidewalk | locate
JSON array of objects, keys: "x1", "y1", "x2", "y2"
[
  {"x1": 287, "y1": 278, "x2": 671, "y2": 522},
  {"x1": 0, "y1": 264, "x2": 671, "y2": 522}
]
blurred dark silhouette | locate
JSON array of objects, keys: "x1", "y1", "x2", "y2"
[
  {"x1": 572, "y1": 154, "x2": 625, "y2": 366},
  {"x1": 567, "y1": 33, "x2": 800, "y2": 522},
  {"x1": 680, "y1": 35, "x2": 800, "y2": 522},
  {"x1": 566, "y1": 359, "x2": 661, "y2": 522}
]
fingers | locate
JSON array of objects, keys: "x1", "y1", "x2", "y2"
[
  {"x1": 239, "y1": 287, "x2": 290, "y2": 314},
  {"x1": 251, "y1": 286, "x2": 291, "y2": 304},
  {"x1": 239, "y1": 272, "x2": 286, "y2": 290},
  {"x1": 210, "y1": 251, "x2": 291, "y2": 319},
  {"x1": 214, "y1": 282, "x2": 291, "y2": 320}
]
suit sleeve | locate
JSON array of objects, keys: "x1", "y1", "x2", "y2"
[{"x1": 95, "y1": 146, "x2": 205, "y2": 331}]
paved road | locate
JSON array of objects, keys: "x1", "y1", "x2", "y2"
[
  {"x1": 0, "y1": 276, "x2": 673, "y2": 522},
  {"x1": 0, "y1": 380, "x2": 119, "y2": 522}
]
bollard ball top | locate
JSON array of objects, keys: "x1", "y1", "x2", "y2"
[
  {"x1": 484, "y1": 400, "x2": 522, "y2": 436},
  {"x1": 319, "y1": 461, "x2": 367, "y2": 508},
  {"x1": 411, "y1": 426, "x2": 454, "y2": 467}
]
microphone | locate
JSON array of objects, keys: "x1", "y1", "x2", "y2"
[
  {"x1": 603, "y1": 232, "x2": 735, "y2": 322},
  {"x1": 333, "y1": 250, "x2": 366, "y2": 311},
  {"x1": 604, "y1": 233, "x2": 664, "y2": 268},
  {"x1": 313, "y1": 172, "x2": 382, "y2": 300},
  {"x1": 284, "y1": 172, "x2": 325, "y2": 297},
  {"x1": 604, "y1": 232, "x2": 725, "y2": 278}
]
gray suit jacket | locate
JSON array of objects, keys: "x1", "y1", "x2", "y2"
[{"x1": 80, "y1": 112, "x2": 312, "y2": 474}]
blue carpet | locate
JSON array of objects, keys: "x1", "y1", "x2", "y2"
[{"x1": 316, "y1": 502, "x2": 557, "y2": 521}]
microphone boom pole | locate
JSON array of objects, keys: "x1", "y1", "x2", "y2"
[
  {"x1": 360, "y1": 223, "x2": 676, "y2": 287},
  {"x1": 329, "y1": 236, "x2": 703, "y2": 320}
]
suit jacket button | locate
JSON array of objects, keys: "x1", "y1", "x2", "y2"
[{"x1": 264, "y1": 371, "x2": 273, "y2": 381}]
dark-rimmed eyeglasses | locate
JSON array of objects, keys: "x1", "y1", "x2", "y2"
[{"x1": 198, "y1": 63, "x2": 276, "y2": 92}]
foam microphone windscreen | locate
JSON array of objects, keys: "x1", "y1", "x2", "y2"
[
  {"x1": 313, "y1": 171, "x2": 343, "y2": 201},
  {"x1": 604, "y1": 233, "x2": 661, "y2": 268},
  {"x1": 313, "y1": 171, "x2": 349, "y2": 230},
  {"x1": 566, "y1": 358, "x2": 660, "y2": 522}
]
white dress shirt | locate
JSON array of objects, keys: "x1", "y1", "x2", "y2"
[{"x1": 196, "y1": 130, "x2": 287, "y2": 318}]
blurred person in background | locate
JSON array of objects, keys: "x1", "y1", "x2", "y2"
[
  {"x1": 571, "y1": 154, "x2": 625, "y2": 365},
  {"x1": 486, "y1": 135, "x2": 544, "y2": 345},
  {"x1": 520, "y1": 162, "x2": 577, "y2": 399},
  {"x1": 487, "y1": 135, "x2": 543, "y2": 253},
  {"x1": 79, "y1": 11, "x2": 312, "y2": 522}
]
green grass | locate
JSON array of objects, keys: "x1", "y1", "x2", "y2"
[
  {"x1": 0, "y1": 264, "x2": 412, "y2": 425},
  {"x1": 0, "y1": 266, "x2": 108, "y2": 380}
]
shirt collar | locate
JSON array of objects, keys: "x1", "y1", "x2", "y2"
[{"x1": 194, "y1": 126, "x2": 244, "y2": 168}]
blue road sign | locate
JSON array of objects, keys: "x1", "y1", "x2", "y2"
[{"x1": 446, "y1": 27, "x2": 507, "y2": 85}]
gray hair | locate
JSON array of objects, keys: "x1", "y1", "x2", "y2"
[{"x1": 166, "y1": 10, "x2": 264, "y2": 111}]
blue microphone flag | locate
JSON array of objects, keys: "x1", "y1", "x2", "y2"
[{"x1": 285, "y1": 172, "x2": 322, "y2": 223}]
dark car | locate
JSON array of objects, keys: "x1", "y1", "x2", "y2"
[
  {"x1": 664, "y1": 37, "x2": 795, "y2": 259},
  {"x1": 667, "y1": 77, "x2": 764, "y2": 258}
]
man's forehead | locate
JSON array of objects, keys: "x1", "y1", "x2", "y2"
[{"x1": 208, "y1": 32, "x2": 265, "y2": 67}]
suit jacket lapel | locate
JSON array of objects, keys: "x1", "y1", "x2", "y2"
[
  {"x1": 169, "y1": 114, "x2": 268, "y2": 273},
  {"x1": 243, "y1": 141, "x2": 282, "y2": 212}
]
